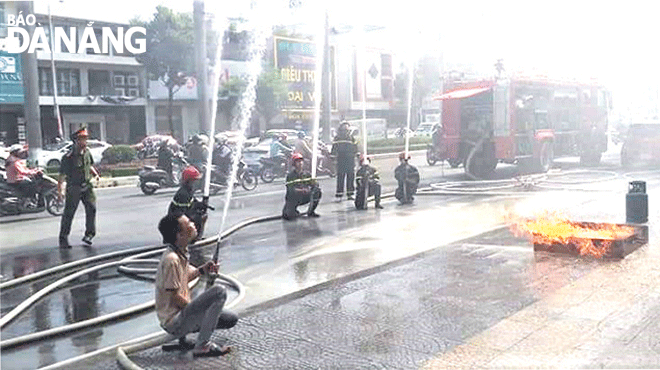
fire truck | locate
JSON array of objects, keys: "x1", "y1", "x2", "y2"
[{"x1": 431, "y1": 76, "x2": 611, "y2": 179}]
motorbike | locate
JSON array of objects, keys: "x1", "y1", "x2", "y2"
[
  {"x1": 258, "y1": 154, "x2": 290, "y2": 183},
  {"x1": 138, "y1": 153, "x2": 186, "y2": 195},
  {"x1": 207, "y1": 159, "x2": 258, "y2": 193},
  {"x1": 0, "y1": 172, "x2": 64, "y2": 216},
  {"x1": 315, "y1": 141, "x2": 336, "y2": 177},
  {"x1": 426, "y1": 144, "x2": 460, "y2": 168}
]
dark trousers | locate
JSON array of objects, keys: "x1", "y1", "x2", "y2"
[
  {"x1": 355, "y1": 181, "x2": 381, "y2": 209},
  {"x1": 395, "y1": 181, "x2": 417, "y2": 204},
  {"x1": 282, "y1": 187, "x2": 322, "y2": 220},
  {"x1": 335, "y1": 167, "x2": 355, "y2": 198},
  {"x1": 59, "y1": 184, "x2": 96, "y2": 242}
]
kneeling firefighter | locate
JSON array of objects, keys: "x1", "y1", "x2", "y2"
[
  {"x1": 282, "y1": 153, "x2": 322, "y2": 220},
  {"x1": 355, "y1": 154, "x2": 383, "y2": 210},
  {"x1": 168, "y1": 166, "x2": 213, "y2": 240}
]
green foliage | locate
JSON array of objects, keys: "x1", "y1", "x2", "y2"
[
  {"x1": 256, "y1": 66, "x2": 288, "y2": 124},
  {"x1": 102, "y1": 145, "x2": 137, "y2": 164},
  {"x1": 131, "y1": 6, "x2": 195, "y2": 83}
]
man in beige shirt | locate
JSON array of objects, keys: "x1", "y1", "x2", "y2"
[{"x1": 155, "y1": 213, "x2": 238, "y2": 356}]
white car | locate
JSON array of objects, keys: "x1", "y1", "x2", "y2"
[{"x1": 38, "y1": 140, "x2": 112, "y2": 168}]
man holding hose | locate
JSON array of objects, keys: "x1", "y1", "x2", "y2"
[{"x1": 155, "y1": 213, "x2": 238, "y2": 356}]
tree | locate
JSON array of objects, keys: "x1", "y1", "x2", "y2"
[
  {"x1": 131, "y1": 6, "x2": 217, "y2": 140},
  {"x1": 255, "y1": 66, "x2": 287, "y2": 129},
  {"x1": 131, "y1": 7, "x2": 193, "y2": 138}
]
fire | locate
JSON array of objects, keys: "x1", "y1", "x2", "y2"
[{"x1": 506, "y1": 211, "x2": 635, "y2": 257}]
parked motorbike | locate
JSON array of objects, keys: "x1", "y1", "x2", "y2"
[
  {"x1": 138, "y1": 153, "x2": 186, "y2": 195},
  {"x1": 258, "y1": 155, "x2": 290, "y2": 183},
  {"x1": 0, "y1": 173, "x2": 64, "y2": 216}
]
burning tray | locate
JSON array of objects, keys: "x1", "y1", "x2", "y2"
[{"x1": 532, "y1": 222, "x2": 648, "y2": 259}]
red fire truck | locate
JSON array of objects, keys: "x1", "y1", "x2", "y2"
[{"x1": 431, "y1": 76, "x2": 611, "y2": 179}]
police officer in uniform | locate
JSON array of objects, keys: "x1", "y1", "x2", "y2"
[
  {"x1": 331, "y1": 121, "x2": 358, "y2": 200},
  {"x1": 169, "y1": 166, "x2": 209, "y2": 240},
  {"x1": 282, "y1": 153, "x2": 322, "y2": 220},
  {"x1": 58, "y1": 128, "x2": 100, "y2": 248}
]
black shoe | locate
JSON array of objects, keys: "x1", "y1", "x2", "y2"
[
  {"x1": 82, "y1": 235, "x2": 93, "y2": 246},
  {"x1": 375, "y1": 204, "x2": 384, "y2": 209},
  {"x1": 347, "y1": 195, "x2": 355, "y2": 200},
  {"x1": 307, "y1": 212, "x2": 320, "y2": 218},
  {"x1": 162, "y1": 337, "x2": 196, "y2": 352},
  {"x1": 59, "y1": 240, "x2": 72, "y2": 249}
]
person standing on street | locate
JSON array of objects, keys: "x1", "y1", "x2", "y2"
[
  {"x1": 282, "y1": 153, "x2": 322, "y2": 220},
  {"x1": 331, "y1": 121, "x2": 358, "y2": 200},
  {"x1": 58, "y1": 128, "x2": 100, "y2": 248},
  {"x1": 354, "y1": 154, "x2": 383, "y2": 210},
  {"x1": 394, "y1": 152, "x2": 420, "y2": 205},
  {"x1": 155, "y1": 213, "x2": 238, "y2": 356}
]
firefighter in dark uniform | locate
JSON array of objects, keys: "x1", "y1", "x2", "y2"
[
  {"x1": 394, "y1": 152, "x2": 420, "y2": 205},
  {"x1": 168, "y1": 166, "x2": 209, "y2": 240},
  {"x1": 331, "y1": 121, "x2": 358, "y2": 200},
  {"x1": 282, "y1": 153, "x2": 322, "y2": 220},
  {"x1": 58, "y1": 128, "x2": 101, "y2": 249},
  {"x1": 354, "y1": 154, "x2": 383, "y2": 210}
]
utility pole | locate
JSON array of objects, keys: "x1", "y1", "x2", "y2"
[
  {"x1": 48, "y1": 0, "x2": 63, "y2": 139},
  {"x1": 19, "y1": 1, "x2": 43, "y2": 165},
  {"x1": 321, "y1": 10, "x2": 331, "y2": 143},
  {"x1": 194, "y1": 0, "x2": 210, "y2": 134}
]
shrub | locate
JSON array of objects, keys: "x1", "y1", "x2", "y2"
[{"x1": 102, "y1": 145, "x2": 137, "y2": 164}]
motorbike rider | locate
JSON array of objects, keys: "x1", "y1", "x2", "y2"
[
  {"x1": 157, "y1": 141, "x2": 175, "y2": 184},
  {"x1": 187, "y1": 134, "x2": 209, "y2": 173},
  {"x1": 212, "y1": 135, "x2": 233, "y2": 184},
  {"x1": 282, "y1": 153, "x2": 322, "y2": 221},
  {"x1": 331, "y1": 121, "x2": 358, "y2": 200},
  {"x1": 5, "y1": 144, "x2": 43, "y2": 207},
  {"x1": 169, "y1": 166, "x2": 209, "y2": 241},
  {"x1": 269, "y1": 134, "x2": 292, "y2": 170},
  {"x1": 431, "y1": 123, "x2": 442, "y2": 152},
  {"x1": 394, "y1": 152, "x2": 420, "y2": 205},
  {"x1": 294, "y1": 131, "x2": 313, "y2": 162},
  {"x1": 354, "y1": 153, "x2": 383, "y2": 210}
]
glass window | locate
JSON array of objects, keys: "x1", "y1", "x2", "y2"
[{"x1": 38, "y1": 67, "x2": 80, "y2": 96}]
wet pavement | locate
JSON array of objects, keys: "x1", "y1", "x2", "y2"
[{"x1": 4, "y1": 149, "x2": 660, "y2": 368}]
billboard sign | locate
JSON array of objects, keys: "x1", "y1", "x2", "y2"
[
  {"x1": 273, "y1": 36, "x2": 335, "y2": 115},
  {"x1": 0, "y1": 51, "x2": 23, "y2": 103}
]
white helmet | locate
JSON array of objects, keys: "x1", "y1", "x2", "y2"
[{"x1": 9, "y1": 144, "x2": 23, "y2": 154}]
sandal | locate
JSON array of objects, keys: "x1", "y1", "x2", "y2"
[
  {"x1": 162, "y1": 337, "x2": 196, "y2": 352},
  {"x1": 192, "y1": 343, "x2": 231, "y2": 357}
]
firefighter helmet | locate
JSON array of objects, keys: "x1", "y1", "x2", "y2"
[
  {"x1": 182, "y1": 166, "x2": 202, "y2": 183},
  {"x1": 291, "y1": 152, "x2": 304, "y2": 162}
]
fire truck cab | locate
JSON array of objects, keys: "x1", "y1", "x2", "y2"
[{"x1": 433, "y1": 76, "x2": 610, "y2": 179}]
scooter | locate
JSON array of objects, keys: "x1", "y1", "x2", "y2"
[
  {"x1": 138, "y1": 154, "x2": 186, "y2": 195},
  {"x1": 207, "y1": 160, "x2": 258, "y2": 193},
  {"x1": 0, "y1": 172, "x2": 64, "y2": 216}
]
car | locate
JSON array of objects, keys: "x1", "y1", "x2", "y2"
[
  {"x1": 415, "y1": 122, "x2": 438, "y2": 137},
  {"x1": 621, "y1": 122, "x2": 660, "y2": 168},
  {"x1": 37, "y1": 140, "x2": 112, "y2": 168}
]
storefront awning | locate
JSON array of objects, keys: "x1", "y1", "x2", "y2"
[{"x1": 433, "y1": 87, "x2": 490, "y2": 101}]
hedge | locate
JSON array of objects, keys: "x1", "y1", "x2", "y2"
[{"x1": 101, "y1": 145, "x2": 137, "y2": 164}]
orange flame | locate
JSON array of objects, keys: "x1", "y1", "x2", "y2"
[{"x1": 506, "y1": 211, "x2": 635, "y2": 257}]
